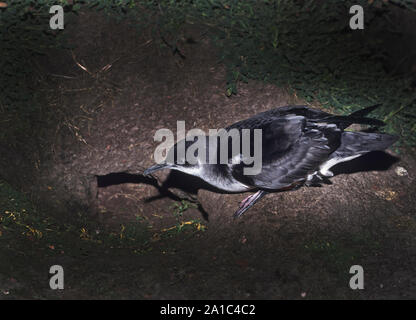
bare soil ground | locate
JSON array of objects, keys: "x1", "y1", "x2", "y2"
[{"x1": 1, "y1": 10, "x2": 416, "y2": 299}]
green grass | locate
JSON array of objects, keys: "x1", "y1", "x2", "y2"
[
  {"x1": 159, "y1": 200, "x2": 206, "y2": 237},
  {"x1": 0, "y1": 179, "x2": 147, "y2": 255},
  {"x1": 1, "y1": 0, "x2": 415, "y2": 151},
  {"x1": 0, "y1": 179, "x2": 206, "y2": 257},
  {"x1": 0, "y1": 179, "x2": 207, "y2": 299}
]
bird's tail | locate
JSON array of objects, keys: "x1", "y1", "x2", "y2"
[
  {"x1": 318, "y1": 104, "x2": 385, "y2": 129},
  {"x1": 348, "y1": 104, "x2": 381, "y2": 118},
  {"x1": 333, "y1": 131, "x2": 398, "y2": 158}
]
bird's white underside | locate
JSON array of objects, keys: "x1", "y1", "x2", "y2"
[
  {"x1": 173, "y1": 154, "x2": 364, "y2": 192},
  {"x1": 318, "y1": 154, "x2": 362, "y2": 176}
]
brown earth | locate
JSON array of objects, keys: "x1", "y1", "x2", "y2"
[{"x1": 1, "y1": 9, "x2": 416, "y2": 299}]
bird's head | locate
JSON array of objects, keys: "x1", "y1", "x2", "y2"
[{"x1": 144, "y1": 136, "x2": 209, "y2": 178}]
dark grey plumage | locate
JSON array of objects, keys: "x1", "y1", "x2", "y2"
[{"x1": 144, "y1": 104, "x2": 397, "y2": 217}]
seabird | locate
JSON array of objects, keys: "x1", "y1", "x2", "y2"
[{"x1": 144, "y1": 104, "x2": 397, "y2": 218}]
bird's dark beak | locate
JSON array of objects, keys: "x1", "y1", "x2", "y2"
[{"x1": 143, "y1": 163, "x2": 172, "y2": 176}]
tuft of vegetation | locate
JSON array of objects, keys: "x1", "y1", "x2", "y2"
[{"x1": 161, "y1": 200, "x2": 206, "y2": 236}]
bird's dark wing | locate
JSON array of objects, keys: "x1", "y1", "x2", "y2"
[
  {"x1": 226, "y1": 105, "x2": 332, "y2": 131},
  {"x1": 224, "y1": 104, "x2": 385, "y2": 190},
  {"x1": 227, "y1": 104, "x2": 385, "y2": 132},
  {"x1": 230, "y1": 115, "x2": 341, "y2": 190}
]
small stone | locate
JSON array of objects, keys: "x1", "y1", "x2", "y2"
[{"x1": 395, "y1": 166, "x2": 408, "y2": 177}]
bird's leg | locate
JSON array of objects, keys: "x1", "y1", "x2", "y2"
[
  {"x1": 305, "y1": 171, "x2": 333, "y2": 187},
  {"x1": 305, "y1": 171, "x2": 322, "y2": 187},
  {"x1": 234, "y1": 190, "x2": 268, "y2": 218}
]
